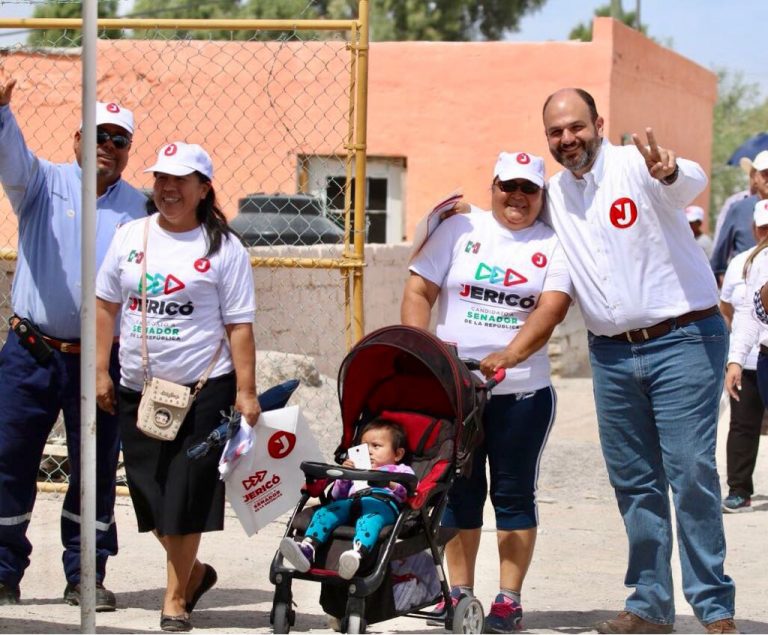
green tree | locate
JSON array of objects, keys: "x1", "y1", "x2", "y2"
[
  {"x1": 128, "y1": 0, "x2": 547, "y2": 41},
  {"x1": 710, "y1": 70, "x2": 768, "y2": 220},
  {"x1": 28, "y1": 1, "x2": 122, "y2": 47},
  {"x1": 568, "y1": 2, "x2": 645, "y2": 41}
]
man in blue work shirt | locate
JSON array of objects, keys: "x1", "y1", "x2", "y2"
[
  {"x1": 710, "y1": 158, "x2": 764, "y2": 284},
  {"x1": 0, "y1": 78, "x2": 146, "y2": 610}
]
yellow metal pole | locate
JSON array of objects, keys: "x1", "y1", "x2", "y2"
[
  {"x1": 0, "y1": 18, "x2": 355, "y2": 31},
  {"x1": 351, "y1": 0, "x2": 370, "y2": 345}
]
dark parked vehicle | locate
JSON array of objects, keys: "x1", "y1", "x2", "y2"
[{"x1": 231, "y1": 194, "x2": 345, "y2": 246}]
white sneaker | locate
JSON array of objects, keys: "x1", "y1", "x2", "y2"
[
  {"x1": 279, "y1": 537, "x2": 315, "y2": 572},
  {"x1": 338, "y1": 548, "x2": 362, "y2": 579}
]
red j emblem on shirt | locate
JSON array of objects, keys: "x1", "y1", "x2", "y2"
[
  {"x1": 268, "y1": 431, "x2": 296, "y2": 459},
  {"x1": 609, "y1": 197, "x2": 638, "y2": 229},
  {"x1": 532, "y1": 252, "x2": 547, "y2": 268},
  {"x1": 194, "y1": 258, "x2": 210, "y2": 273}
]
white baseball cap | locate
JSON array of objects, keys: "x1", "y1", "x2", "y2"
[
  {"x1": 753, "y1": 150, "x2": 768, "y2": 172},
  {"x1": 95, "y1": 101, "x2": 134, "y2": 135},
  {"x1": 754, "y1": 199, "x2": 768, "y2": 227},
  {"x1": 493, "y1": 151, "x2": 545, "y2": 187},
  {"x1": 685, "y1": 205, "x2": 704, "y2": 223},
  {"x1": 144, "y1": 142, "x2": 213, "y2": 180}
]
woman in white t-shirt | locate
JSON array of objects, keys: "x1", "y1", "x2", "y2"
[
  {"x1": 402, "y1": 152, "x2": 573, "y2": 633},
  {"x1": 724, "y1": 199, "x2": 768, "y2": 513},
  {"x1": 95, "y1": 142, "x2": 259, "y2": 631}
]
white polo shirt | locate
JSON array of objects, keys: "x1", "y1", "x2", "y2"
[
  {"x1": 728, "y1": 247, "x2": 768, "y2": 368},
  {"x1": 545, "y1": 139, "x2": 718, "y2": 337}
]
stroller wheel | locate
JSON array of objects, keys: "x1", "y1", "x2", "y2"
[
  {"x1": 452, "y1": 596, "x2": 484, "y2": 634},
  {"x1": 341, "y1": 613, "x2": 366, "y2": 634},
  {"x1": 271, "y1": 602, "x2": 293, "y2": 634}
]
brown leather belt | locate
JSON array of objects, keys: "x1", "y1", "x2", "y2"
[
  {"x1": 605, "y1": 306, "x2": 719, "y2": 344},
  {"x1": 10, "y1": 316, "x2": 118, "y2": 354},
  {"x1": 760, "y1": 344, "x2": 768, "y2": 357}
]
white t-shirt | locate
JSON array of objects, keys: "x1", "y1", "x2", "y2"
[
  {"x1": 721, "y1": 248, "x2": 758, "y2": 370},
  {"x1": 409, "y1": 211, "x2": 573, "y2": 394},
  {"x1": 96, "y1": 214, "x2": 256, "y2": 391},
  {"x1": 545, "y1": 140, "x2": 718, "y2": 336},
  {"x1": 728, "y1": 247, "x2": 768, "y2": 367}
]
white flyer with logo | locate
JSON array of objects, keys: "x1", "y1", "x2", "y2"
[{"x1": 219, "y1": 405, "x2": 324, "y2": 535}]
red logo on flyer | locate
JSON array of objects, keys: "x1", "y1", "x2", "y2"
[
  {"x1": 516, "y1": 153, "x2": 530, "y2": 164},
  {"x1": 609, "y1": 197, "x2": 638, "y2": 229},
  {"x1": 194, "y1": 258, "x2": 210, "y2": 273},
  {"x1": 268, "y1": 431, "x2": 296, "y2": 459},
  {"x1": 532, "y1": 252, "x2": 547, "y2": 267},
  {"x1": 242, "y1": 470, "x2": 267, "y2": 490},
  {"x1": 164, "y1": 143, "x2": 177, "y2": 156},
  {"x1": 106, "y1": 103, "x2": 120, "y2": 113}
]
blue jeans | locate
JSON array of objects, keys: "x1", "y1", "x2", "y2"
[{"x1": 588, "y1": 314, "x2": 734, "y2": 625}]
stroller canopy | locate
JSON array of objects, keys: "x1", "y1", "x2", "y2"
[{"x1": 337, "y1": 326, "x2": 479, "y2": 449}]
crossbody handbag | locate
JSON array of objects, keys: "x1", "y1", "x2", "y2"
[{"x1": 136, "y1": 218, "x2": 222, "y2": 441}]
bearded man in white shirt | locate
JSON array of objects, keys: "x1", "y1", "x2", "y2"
[{"x1": 542, "y1": 88, "x2": 736, "y2": 635}]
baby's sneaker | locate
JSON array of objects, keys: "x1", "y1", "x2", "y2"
[
  {"x1": 279, "y1": 538, "x2": 315, "y2": 572},
  {"x1": 338, "y1": 541, "x2": 365, "y2": 580},
  {"x1": 485, "y1": 592, "x2": 523, "y2": 633}
]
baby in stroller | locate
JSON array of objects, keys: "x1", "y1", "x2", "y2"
[{"x1": 279, "y1": 418, "x2": 415, "y2": 579}]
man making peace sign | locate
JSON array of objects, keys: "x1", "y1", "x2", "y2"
[{"x1": 542, "y1": 88, "x2": 736, "y2": 635}]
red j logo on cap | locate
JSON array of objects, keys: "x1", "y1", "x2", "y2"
[
  {"x1": 164, "y1": 143, "x2": 177, "y2": 156},
  {"x1": 516, "y1": 153, "x2": 530, "y2": 164},
  {"x1": 106, "y1": 103, "x2": 120, "y2": 113},
  {"x1": 268, "y1": 431, "x2": 296, "y2": 459}
]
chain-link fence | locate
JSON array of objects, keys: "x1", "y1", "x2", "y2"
[{"x1": 0, "y1": 4, "x2": 370, "y2": 484}]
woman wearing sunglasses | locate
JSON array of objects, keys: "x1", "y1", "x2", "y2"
[{"x1": 401, "y1": 151, "x2": 573, "y2": 633}]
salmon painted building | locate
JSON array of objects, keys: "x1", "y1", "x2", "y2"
[{"x1": 0, "y1": 17, "x2": 717, "y2": 249}]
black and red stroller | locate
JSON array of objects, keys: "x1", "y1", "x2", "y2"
[{"x1": 268, "y1": 325, "x2": 504, "y2": 634}]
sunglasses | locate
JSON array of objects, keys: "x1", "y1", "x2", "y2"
[
  {"x1": 96, "y1": 129, "x2": 131, "y2": 150},
  {"x1": 497, "y1": 179, "x2": 541, "y2": 195}
]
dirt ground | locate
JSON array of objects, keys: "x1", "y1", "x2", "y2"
[{"x1": 0, "y1": 377, "x2": 766, "y2": 634}]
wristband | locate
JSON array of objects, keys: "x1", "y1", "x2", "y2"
[{"x1": 661, "y1": 163, "x2": 679, "y2": 185}]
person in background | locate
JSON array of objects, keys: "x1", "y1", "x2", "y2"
[
  {"x1": 0, "y1": 78, "x2": 146, "y2": 609},
  {"x1": 712, "y1": 156, "x2": 753, "y2": 245},
  {"x1": 541, "y1": 88, "x2": 735, "y2": 635},
  {"x1": 711, "y1": 154, "x2": 767, "y2": 284},
  {"x1": 402, "y1": 151, "x2": 572, "y2": 633},
  {"x1": 722, "y1": 199, "x2": 768, "y2": 513},
  {"x1": 95, "y1": 141, "x2": 260, "y2": 632},
  {"x1": 685, "y1": 205, "x2": 714, "y2": 257}
]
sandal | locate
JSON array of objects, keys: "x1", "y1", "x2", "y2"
[
  {"x1": 186, "y1": 564, "x2": 217, "y2": 614},
  {"x1": 160, "y1": 612, "x2": 192, "y2": 632}
]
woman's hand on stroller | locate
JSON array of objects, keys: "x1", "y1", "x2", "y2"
[
  {"x1": 480, "y1": 351, "x2": 517, "y2": 377},
  {"x1": 236, "y1": 390, "x2": 262, "y2": 427}
]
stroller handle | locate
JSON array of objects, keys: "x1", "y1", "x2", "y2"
[
  {"x1": 300, "y1": 461, "x2": 419, "y2": 496},
  {"x1": 461, "y1": 358, "x2": 507, "y2": 391}
]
